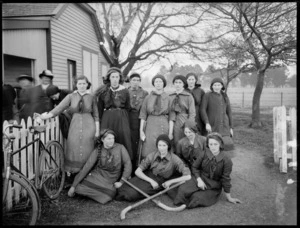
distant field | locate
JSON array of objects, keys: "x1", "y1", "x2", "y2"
[{"x1": 141, "y1": 86, "x2": 297, "y2": 108}]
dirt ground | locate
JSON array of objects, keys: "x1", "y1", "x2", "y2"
[{"x1": 36, "y1": 143, "x2": 297, "y2": 225}]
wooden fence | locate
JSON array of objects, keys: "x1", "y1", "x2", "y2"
[
  {"x1": 273, "y1": 106, "x2": 297, "y2": 173},
  {"x1": 2, "y1": 116, "x2": 65, "y2": 181}
]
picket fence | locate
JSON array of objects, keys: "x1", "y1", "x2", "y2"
[
  {"x1": 273, "y1": 106, "x2": 297, "y2": 173},
  {"x1": 2, "y1": 116, "x2": 65, "y2": 181}
]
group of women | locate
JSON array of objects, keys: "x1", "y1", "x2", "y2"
[{"x1": 39, "y1": 67, "x2": 240, "y2": 210}]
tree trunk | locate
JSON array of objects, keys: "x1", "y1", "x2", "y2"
[{"x1": 250, "y1": 70, "x2": 265, "y2": 128}]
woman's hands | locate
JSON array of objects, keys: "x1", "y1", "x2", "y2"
[
  {"x1": 114, "y1": 182, "x2": 123, "y2": 188},
  {"x1": 225, "y1": 193, "x2": 241, "y2": 204},
  {"x1": 197, "y1": 177, "x2": 207, "y2": 190},
  {"x1": 140, "y1": 131, "x2": 146, "y2": 141},
  {"x1": 205, "y1": 123, "x2": 212, "y2": 133},
  {"x1": 150, "y1": 180, "x2": 159, "y2": 189},
  {"x1": 68, "y1": 186, "x2": 75, "y2": 197},
  {"x1": 230, "y1": 128, "x2": 234, "y2": 137},
  {"x1": 162, "y1": 180, "x2": 172, "y2": 189}
]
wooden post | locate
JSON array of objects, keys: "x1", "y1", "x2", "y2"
[
  {"x1": 289, "y1": 107, "x2": 297, "y2": 170},
  {"x1": 278, "y1": 106, "x2": 287, "y2": 173},
  {"x1": 273, "y1": 107, "x2": 279, "y2": 164},
  {"x1": 242, "y1": 92, "x2": 244, "y2": 108}
]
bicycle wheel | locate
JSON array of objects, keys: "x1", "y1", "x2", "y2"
[
  {"x1": 11, "y1": 170, "x2": 41, "y2": 219},
  {"x1": 2, "y1": 174, "x2": 39, "y2": 225},
  {"x1": 39, "y1": 141, "x2": 65, "y2": 200}
]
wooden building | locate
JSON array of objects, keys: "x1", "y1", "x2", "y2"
[{"x1": 2, "y1": 3, "x2": 112, "y2": 92}]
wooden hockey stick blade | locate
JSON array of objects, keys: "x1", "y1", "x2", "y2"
[
  {"x1": 121, "y1": 177, "x2": 186, "y2": 212},
  {"x1": 120, "y1": 180, "x2": 186, "y2": 220}
]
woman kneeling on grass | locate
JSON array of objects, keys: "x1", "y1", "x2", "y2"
[
  {"x1": 115, "y1": 134, "x2": 191, "y2": 201},
  {"x1": 172, "y1": 132, "x2": 241, "y2": 208},
  {"x1": 68, "y1": 129, "x2": 132, "y2": 204}
]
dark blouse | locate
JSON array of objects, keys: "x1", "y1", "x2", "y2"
[
  {"x1": 139, "y1": 151, "x2": 191, "y2": 179},
  {"x1": 71, "y1": 143, "x2": 132, "y2": 188},
  {"x1": 186, "y1": 85, "x2": 205, "y2": 111},
  {"x1": 96, "y1": 85, "x2": 131, "y2": 120},
  {"x1": 128, "y1": 86, "x2": 149, "y2": 112},
  {"x1": 175, "y1": 134, "x2": 206, "y2": 167},
  {"x1": 192, "y1": 148, "x2": 232, "y2": 193}
]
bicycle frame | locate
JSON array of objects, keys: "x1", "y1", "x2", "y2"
[
  {"x1": 3, "y1": 124, "x2": 62, "y2": 193},
  {"x1": 10, "y1": 137, "x2": 47, "y2": 190}
]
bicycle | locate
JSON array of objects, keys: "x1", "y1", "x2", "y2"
[{"x1": 2, "y1": 122, "x2": 65, "y2": 225}]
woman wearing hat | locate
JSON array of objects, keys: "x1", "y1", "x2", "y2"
[
  {"x1": 67, "y1": 129, "x2": 132, "y2": 204},
  {"x1": 169, "y1": 75, "x2": 196, "y2": 144},
  {"x1": 94, "y1": 67, "x2": 133, "y2": 164},
  {"x1": 172, "y1": 132, "x2": 241, "y2": 208},
  {"x1": 115, "y1": 134, "x2": 191, "y2": 202},
  {"x1": 39, "y1": 75, "x2": 99, "y2": 174},
  {"x1": 175, "y1": 119, "x2": 206, "y2": 169},
  {"x1": 200, "y1": 77, "x2": 234, "y2": 149},
  {"x1": 139, "y1": 74, "x2": 173, "y2": 161},
  {"x1": 185, "y1": 72, "x2": 206, "y2": 135}
]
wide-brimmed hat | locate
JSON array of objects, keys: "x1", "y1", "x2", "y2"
[
  {"x1": 39, "y1": 70, "x2": 54, "y2": 79},
  {"x1": 16, "y1": 74, "x2": 34, "y2": 82}
]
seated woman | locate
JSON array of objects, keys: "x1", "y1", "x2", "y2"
[
  {"x1": 67, "y1": 129, "x2": 132, "y2": 204},
  {"x1": 173, "y1": 132, "x2": 241, "y2": 208},
  {"x1": 175, "y1": 119, "x2": 206, "y2": 169},
  {"x1": 115, "y1": 134, "x2": 191, "y2": 202}
]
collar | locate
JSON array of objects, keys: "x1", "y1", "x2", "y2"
[
  {"x1": 128, "y1": 86, "x2": 142, "y2": 91},
  {"x1": 206, "y1": 148, "x2": 225, "y2": 162},
  {"x1": 151, "y1": 90, "x2": 167, "y2": 98},
  {"x1": 169, "y1": 90, "x2": 190, "y2": 96},
  {"x1": 153, "y1": 150, "x2": 171, "y2": 162},
  {"x1": 110, "y1": 84, "x2": 125, "y2": 92},
  {"x1": 74, "y1": 90, "x2": 89, "y2": 96}
]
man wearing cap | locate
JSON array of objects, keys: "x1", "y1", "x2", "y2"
[
  {"x1": 20, "y1": 70, "x2": 54, "y2": 121},
  {"x1": 127, "y1": 73, "x2": 149, "y2": 170}
]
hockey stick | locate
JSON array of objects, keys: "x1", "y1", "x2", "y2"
[
  {"x1": 121, "y1": 178, "x2": 186, "y2": 212},
  {"x1": 120, "y1": 180, "x2": 185, "y2": 220}
]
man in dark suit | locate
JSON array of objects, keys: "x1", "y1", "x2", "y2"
[{"x1": 20, "y1": 70, "x2": 55, "y2": 121}]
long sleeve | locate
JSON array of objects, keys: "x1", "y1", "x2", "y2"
[
  {"x1": 71, "y1": 149, "x2": 98, "y2": 188},
  {"x1": 120, "y1": 145, "x2": 132, "y2": 180},
  {"x1": 188, "y1": 94, "x2": 196, "y2": 121},
  {"x1": 226, "y1": 97, "x2": 233, "y2": 128},
  {"x1": 200, "y1": 93, "x2": 209, "y2": 124},
  {"x1": 50, "y1": 94, "x2": 72, "y2": 117},
  {"x1": 191, "y1": 152, "x2": 204, "y2": 179},
  {"x1": 97, "y1": 94, "x2": 105, "y2": 121},
  {"x1": 92, "y1": 95, "x2": 99, "y2": 122},
  {"x1": 139, "y1": 95, "x2": 149, "y2": 120},
  {"x1": 220, "y1": 156, "x2": 233, "y2": 193}
]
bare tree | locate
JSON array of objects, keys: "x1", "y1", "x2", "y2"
[
  {"x1": 196, "y1": 2, "x2": 296, "y2": 127},
  {"x1": 91, "y1": 3, "x2": 231, "y2": 78}
]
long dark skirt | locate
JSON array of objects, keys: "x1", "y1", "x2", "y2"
[
  {"x1": 173, "y1": 176, "x2": 222, "y2": 208},
  {"x1": 128, "y1": 110, "x2": 140, "y2": 164},
  {"x1": 101, "y1": 109, "x2": 133, "y2": 159},
  {"x1": 115, "y1": 170, "x2": 165, "y2": 202}
]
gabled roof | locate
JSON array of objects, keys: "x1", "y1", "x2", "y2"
[
  {"x1": 2, "y1": 3, "x2": 113, "y2": 64},
  {"x1": 2, "y1": 3, "x2": 59, "y2": 17}
]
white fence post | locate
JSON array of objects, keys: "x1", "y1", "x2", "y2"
[{"x1": 273, "y1": 106, "x2": 297, "y2": 173}]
